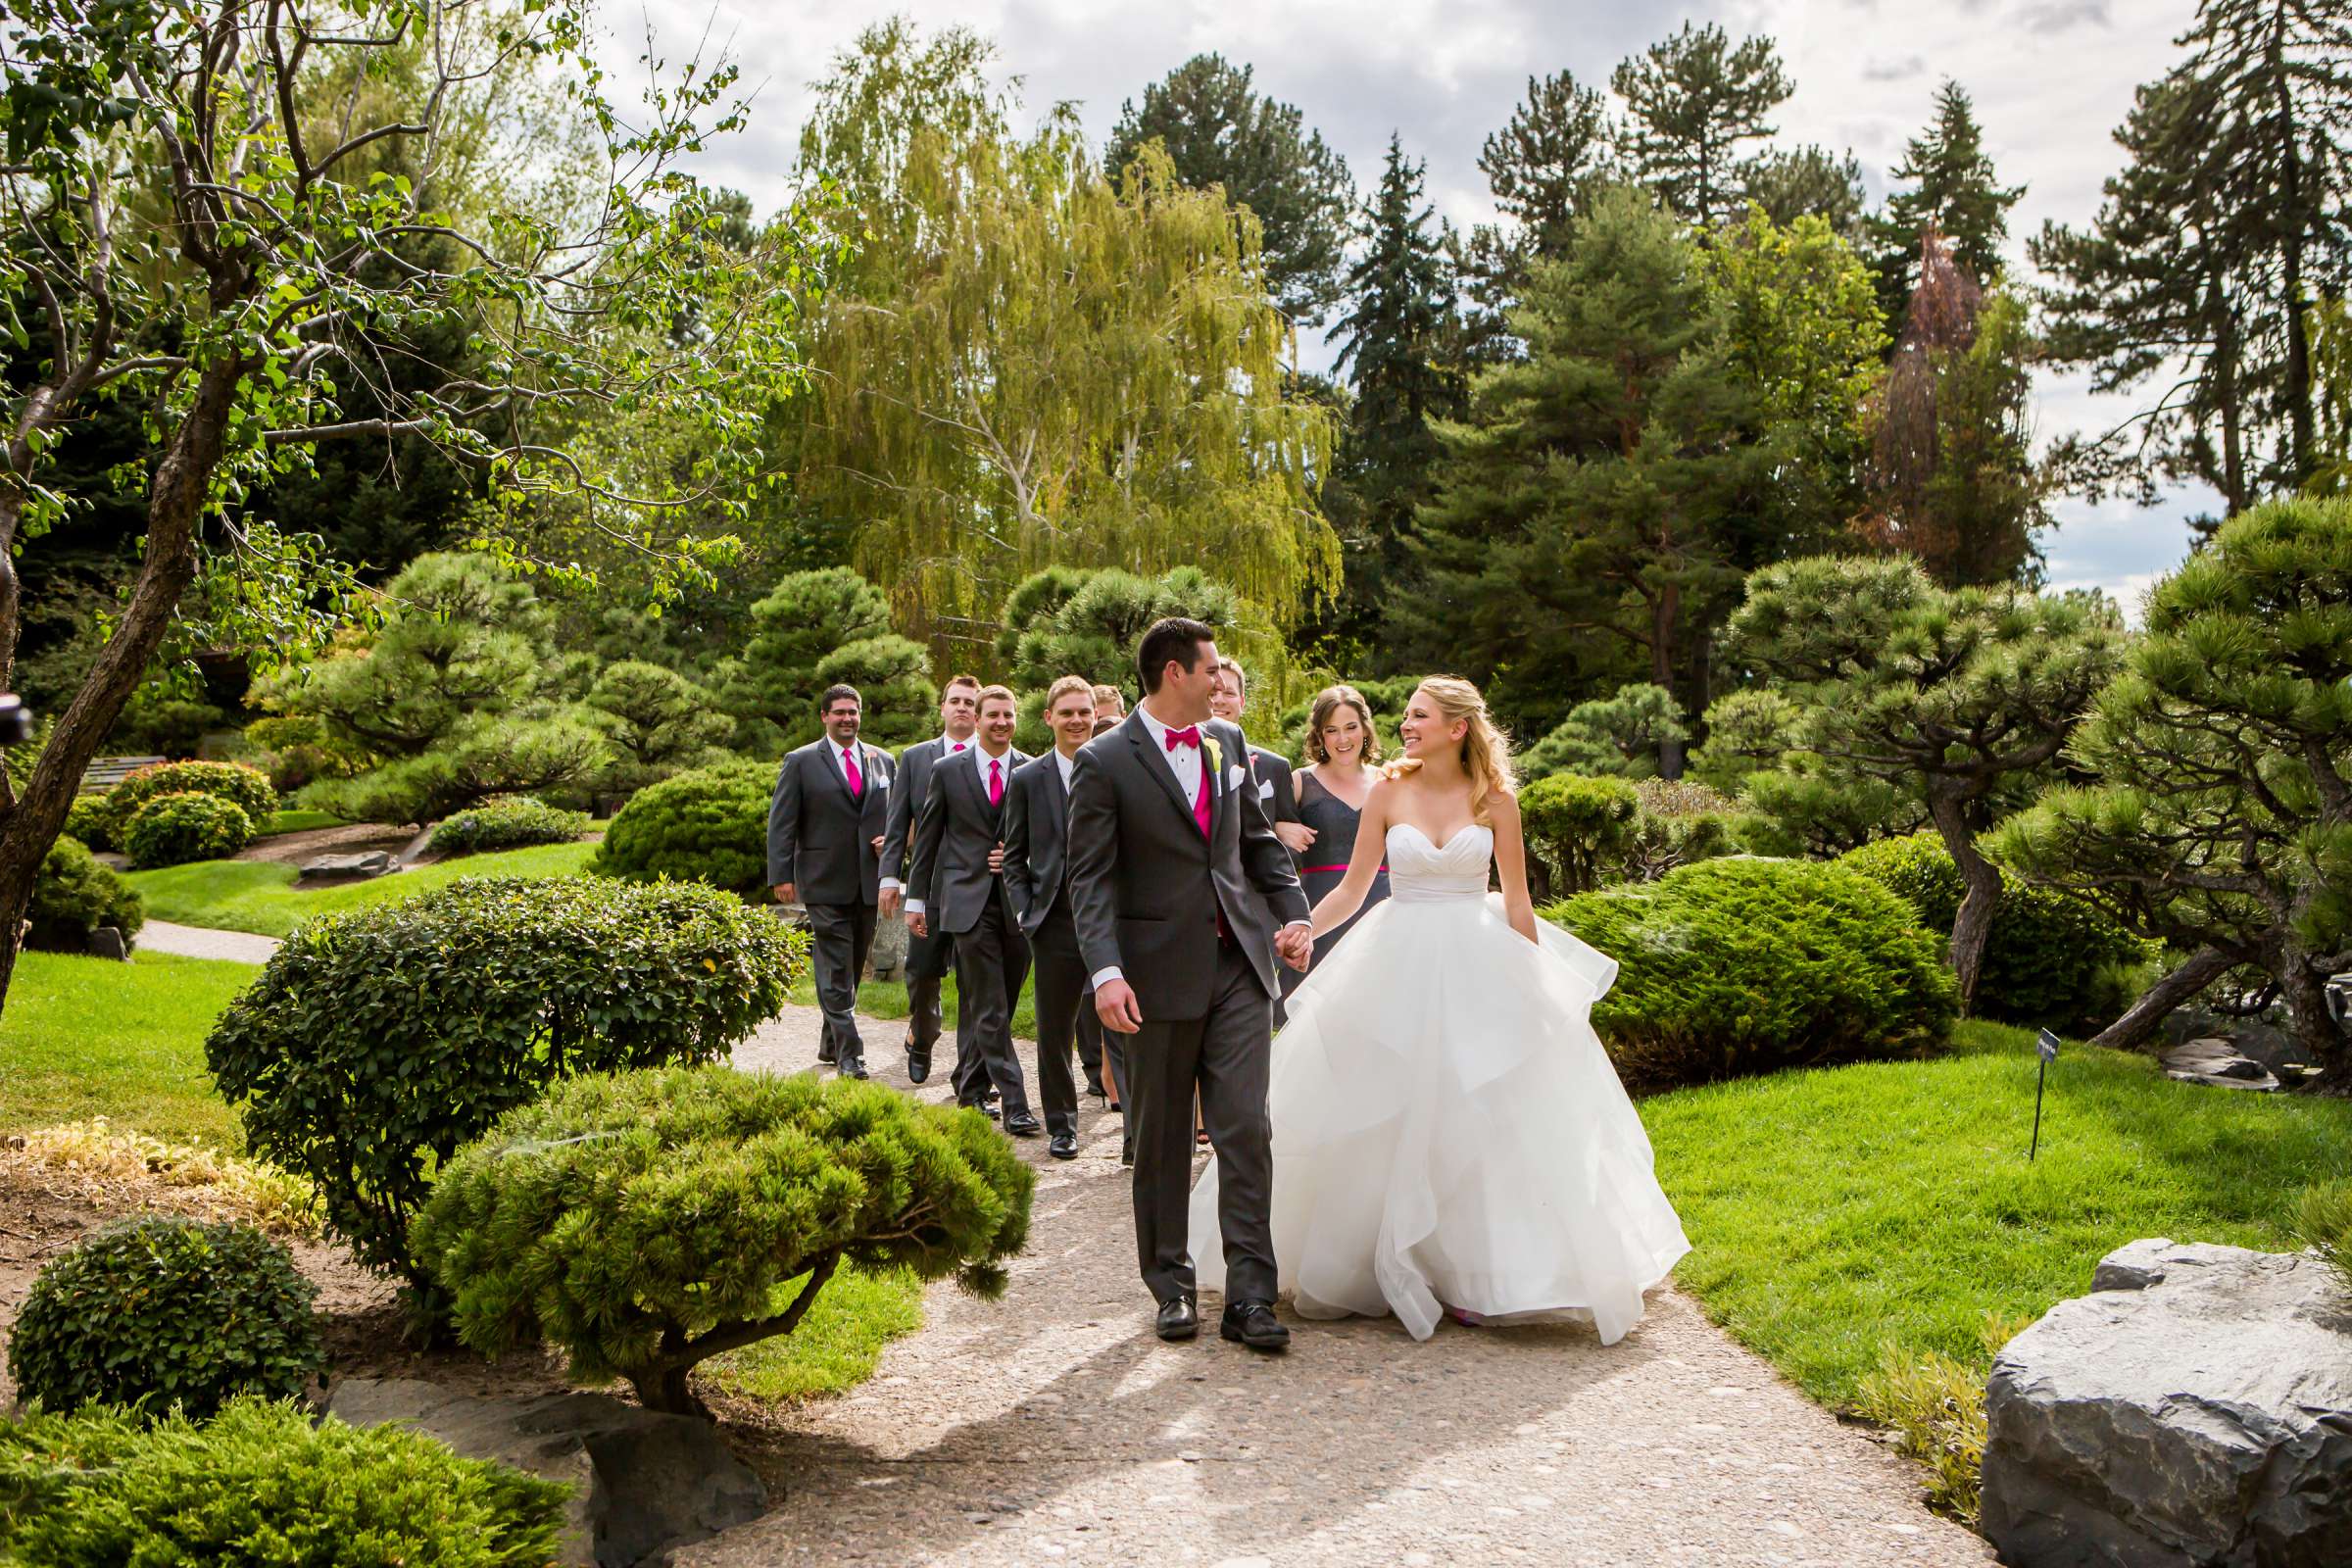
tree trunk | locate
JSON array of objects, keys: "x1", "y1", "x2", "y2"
[
  {"x1": 1652, "y1": 587, "x2": 1686, "y2": 780},
  {"x1": 0, "y1": 359, "x2": 240, "y2": 1017},
  {"x1": 627, "y1": 1361, "x2": 711, "y2": 1420},
  {"x1": 2088, "y1": 944, "x2": 2235, "y2": 1054},
  {"x1": 2270, "y1": 6, "x2": 2317, "y2": 487},
  {"x1": 2278, "y1": 959, "x2": 2349, "y2": 1095},
  {"x1": 1925, "y1": 788, "x2": 1999, "y2": 1013}
]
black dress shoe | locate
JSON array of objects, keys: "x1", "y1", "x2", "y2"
[
  {"x1": 906, "y1": 1045, "x2": 931, "y2": 1085},
  {"x1": 1084, "y1": 1075, "x2": 1107, "y2": 1100},
  {"x1": 1048, "y1": 1133, "x2": 1077, "y2": 1160},
  {"x1": 838, "y1": 1055, "x2": 867, "y2": 1081},
  {"x1": 1003, "y1": 1111, "x2": 1044, "y2": 1138},
  {"x1": 816, "y1": 1039, "x2": 838, "y2": 1065},
  {"x1": 1220, "y1": 1300, "x2": 1290, "y2": 1352},
  {"x1": 1155, "y1": 1296, "x2": 1199, "y2": 1342}
]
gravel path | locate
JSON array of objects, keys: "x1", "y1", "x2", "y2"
[
  {"x1": 708, "y1": 1005, "x2": 1993, "y2": 1567},
  {"x1": 137, "y1": 919, "x2": 280, "y2": 964}
]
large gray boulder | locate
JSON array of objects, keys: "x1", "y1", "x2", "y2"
[
  {"x1": 299, "y1": 850, "x2": 398, "y2": 883},
  {"x1": 1981, "y1": 1239, "x2": 2352, "y2": 1567},
  {"x1": 327, "y1": 1377, "x2": 767, "y2": 1567}
]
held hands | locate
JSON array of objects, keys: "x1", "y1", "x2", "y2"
[
  {"x1": 1273, "y1": 821, "x2": 1316, "y2": 855},
  {"x1": 1094, "y1": 977, "x2": 1144, "y2": 1034},
  {"x1": 1274, "y1": 923, "x2": 1311, "y2": 972}
]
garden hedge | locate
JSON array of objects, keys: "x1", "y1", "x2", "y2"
[
  {"x1": 1545, "y1": 857, "x2": 1958, "y2": 1089},
  {"x1": 6, "y1": 1217, "x2": 319, "y2": 1420},
  {"x1": 205, "y1": 876, "x2": 803, "y2": 1297},
  {"x1": 25, "y1": 836, "x2": 143, "y2": 952},
  {"x1": 427, "y1": 795, "x2": 591, "y2": 856},
  {"x1": 414, "y1": 1065, "x2": 1031, "y2": 1417},
  {"x1": 105, "y1": 760, "x2": 274, "y2": 835},
  {"x1": 589, "y1": 759, "x2": 772, "y2": 897},
  {"x1": 122, "y1": 792, "x2": 255, "y2": 868}
]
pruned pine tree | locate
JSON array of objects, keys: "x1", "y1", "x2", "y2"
[{"x1": 1609, "y1": 23, "x2": 1793, "y2": 230}]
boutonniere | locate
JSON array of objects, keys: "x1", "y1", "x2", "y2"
[{"x1": 1203, "y1": 735, "x2": 1224, "y2": 774}]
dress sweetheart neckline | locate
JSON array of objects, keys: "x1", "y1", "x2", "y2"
[{"x1": 1390, "y1": 821, "x2": 1488, "y2": 854}]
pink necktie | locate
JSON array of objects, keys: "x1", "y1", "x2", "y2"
[
  {"x1": 988, "y1": 757, "x2": 1004, "y2": 808},
  {"x1": 843, "y1": 746, "x2": 861, "y2": 799},
  {"x1": 1193, "y1": 761, "x2": 1211, "y2": 839}
]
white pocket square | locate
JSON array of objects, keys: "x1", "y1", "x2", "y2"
[
  {"x1": 1227, "y1": 764, "x2": 1247, "y2": 790},
  {"x1": 1256, "y1": 779, "x2": 1274, "y2": 800}
]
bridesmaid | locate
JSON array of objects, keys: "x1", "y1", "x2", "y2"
[{"x1": 1277, "y1": 684, "x2": 1390, "y2": 1007}]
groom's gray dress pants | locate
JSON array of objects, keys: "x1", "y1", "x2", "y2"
[{"x1": 1131, "y1": 941, "x2": 1277, "y2": 1306}]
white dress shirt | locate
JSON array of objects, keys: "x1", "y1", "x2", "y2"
[
  {"x1": 1091, "y1": 705, "x2": 1306, "y2": 993},
  {"x1": 880, "y1": 735, "x2": 970, "y2": 896},
  {"x1": 1054, "y1": 748, "x2": 1077, "y2": 794},
  {"x1": 906, "y1": 740, "x2": 1012, "y2": 918}
]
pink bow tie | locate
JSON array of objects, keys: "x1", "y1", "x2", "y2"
[{"x1": 1164, "y1": 724, "x2": 1201, "y2": 751}]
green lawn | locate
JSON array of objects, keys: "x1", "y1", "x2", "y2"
[
  {"x1": 125, "y1": 841, "x2": 600, "y2": 937},
  {"x1": 1642, "y1": 1018, "x2": 2352, "y2": 1408},
  {"x1": 1, "y1": 950, "x2": 256, "y2": 1145},
  {"x1": 256, "y1": 808, "x2": 346, "y2": 836},
  {"x1": 706, "y1": 1263, "x2": 926, "y2": 1402},
  {"x1": 792, "y1": 967, "x2": 1041, "y2": 1042}
]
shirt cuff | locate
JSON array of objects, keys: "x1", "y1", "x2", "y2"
[
  {"x1": 1282, "y1": 919, "x2": 1310, "y2": 930},
  {"x1": 1090, "y1": 964, "x2": 1124, "y2": 990},
  {"x1": 905, "y1": 899, "x2": 926, "y2": 916},
  {"x1": 878, "y1": 877, "x2": 903, "y2": 894}
]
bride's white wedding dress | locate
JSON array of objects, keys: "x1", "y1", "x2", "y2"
[{"x1": 1190, "y1": 822, "x2": 1690, "y2": 1343}]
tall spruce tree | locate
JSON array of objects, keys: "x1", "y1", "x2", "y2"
[
  {"x1": 1106, "y1": 54, "x2": 1356, "y2": 326},
  {"x1": 1868, "y1": 79, "x2": 2025, "y2": 319},
  {"x1": 1322, "y1": 137, "x2": 1466, "y2": 666},
  {"x1": 1610, "y1": 23, "x2": 1793, "y2": 229},
  {"x1": 2033, "y1": 2, "x2": 2351, "y2": 517}
]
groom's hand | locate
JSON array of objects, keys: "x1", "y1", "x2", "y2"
[
  {"x1": 1274, "y1": 923, "x2": 1311, "y2": 971},
  {"x1": 1095, "y1": 978, "x2": 1143, "y2": 1034}
]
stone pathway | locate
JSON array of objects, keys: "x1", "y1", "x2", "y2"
[
  {"x1": 709, "y1": 1005, "x2": 1993, "y2": 1567},
  {"x1": 137, "y1": 919, "x2": 280, "y2": 964}
]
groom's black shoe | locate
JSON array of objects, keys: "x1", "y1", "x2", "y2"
[
  {"x1": 1155, "y1": 1295, "x2": 1200, "y2": 1342},
  {"x1": 838, "y1": 1053, "x2": 867, "y2": 1081},
  {"x1": 904, "y1": 1039, "x2": 930, "y2": 1084},
  {"x1": 1220, "y1": 1301, "x2": 1290, "y2": 1352},
  {"x1": 1048, "y1": 1132, "x2": 1077, "y2": 1160}
]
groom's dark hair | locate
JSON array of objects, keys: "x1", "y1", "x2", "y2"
[{"x1": 1138, "y1": 617, "x2": 1215, "y2": 695}]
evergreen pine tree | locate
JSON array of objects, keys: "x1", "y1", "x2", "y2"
[
  {"x1": 1106, "y1": 54, "x2": 1356, "y2": 326},
  {"x1": 1321, "y1": 137, "x2": 1467, "y2": 668},
  {"x1": 1460, "y1": 71, "x2": 1616, "y2": 362},
  {"x1": 1747, "y1": 144, "x2": 1868, "y2": 235},
  {"x1": 1610, "y1": 23, "x2": 1792, "y2": 229},
  {"x1": 1868, "y1": 79, "x2": 2025, "y2": 321}
]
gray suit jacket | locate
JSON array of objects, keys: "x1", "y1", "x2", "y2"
[
  {"x1": 765, "y1": 738, "x2": 893, "y2": 905},
  {"x1": 1001, "y1": 752, "x2": 1074, "y2": 937},
  {"x1": 909, "y1": 745, "x2": 1029, "y2": 936},
  {"x1": 1248, "y1": 745, "x2": 1298, "y2": 825},
  {"x1": 880, "y1": 735, "x2": 960, "y2": 892},
  {"x1": 1065, "y1": 712, "x2": 1308, "y2": 1019}
]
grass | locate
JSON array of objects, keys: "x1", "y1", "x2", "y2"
[
  {"x1": 704, "y1": 1263, "x2": 927, "y2": 1402},
  {"x1": 0, "y1": 951, "x2": 256, "y2": 1145},
  {"x1": 791, "y1": 967, "x2": 1041, "y2": 1041},
  {"x1": 256, "y1": 808, "x2": 345, "y2": 836},
  {"x1": 124, "y1": 841, "x2": 600, "y2": 937},
  {"x1": 1641, "y1": 1018, "x2": 2352, "y2": 1409}
]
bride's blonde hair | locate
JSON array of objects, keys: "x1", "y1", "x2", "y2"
[{"x1": 1385, "y1": 675, "x2": 1516, "y2": 823}]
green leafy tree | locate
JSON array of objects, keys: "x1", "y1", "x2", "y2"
[
  {"x1": 1746, "y1": 145, "x2": 1868, "y2": 234},
  {"x1": 585, "y1": 662, "x2": 735, "y2": 793},
  {"x1": 0, "y1": 0, "x2": 809, "y2": 1015},
  {"x1": 1609, "y1": 23, "x2": 1793, "y2": 229},
  {"x1": 1724, "y1": 556, "x2": 2128, "y2": 1009},
  {"x1": 789, "y1": 24, "x2": 1336, "y2": 654},
  {"x1": 1001, "y1": 565, "x2": 1247, "y2": 698},
  {"x1": 713, "y1": 567, "x2": 933, "y2": 755},
  {"x1": 1867, "y1": 79, "x2": 2025, "y2": 320},
  {"x1": 1105, "y1": 54, "x2": 1355, "y2": 326},
  {"x1": 1994, "y1": 497, "x2": 2352, "y2": 1083}
]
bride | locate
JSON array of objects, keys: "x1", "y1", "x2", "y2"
[{"x1": 1190, "y1": 675, "x2": 1690, "y2": 1343}]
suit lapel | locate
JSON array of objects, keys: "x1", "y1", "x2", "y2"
[{"x1": 1123, "y1": 710, "x2": 1200, "y2": 836}]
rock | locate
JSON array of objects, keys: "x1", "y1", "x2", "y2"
[
  {"x1": 866, "y1": 906, "x2": 909, "y2": 980},
  {"x1": 299, "y1": 850, "x2": 398, "y2": 882},
  {"x1": 85, "y1": 925, "x2": 129, "y2": 961},
  {"x1": 2159, "y1": 1037, "x2": 2280, "y2": 1092},
  {"x1": 1981, "y1": 1239, "x2": 2352, "y2": 1567},
  {"x1": 327, "y1": 1378, "x2": 767, "y2": 1567}
]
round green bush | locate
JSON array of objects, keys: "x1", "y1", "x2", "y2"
[
  {"x1": 1838, "y1": 832, "x2": 2155, "y2": 1032},
  {"x1": 415, "y1": 1064, "x2": 1032, "y2": 1416},
  {"x1": 6, "y1": 1216, "x2": 320, "y2": 1420},
  {"x1": 1520, "y1": 773, "x2": 1642, "y2": 895},
  {"x1": 206, "y1": 875, "x2": 804, "y2": 1292},
  {"x1": 25, "y1": 836, "x2": 144, "y2": 952},
  {"x1": 427, "y1": 795, "x2": 592, "y2": 856},
  {"x1": 1545, "y1": 857, "x2": 1959, "y2": 1090},
  {"x1": 106, "y1": 760, "x2": 275, "y2": 834},
  {"x1": 0, "y1": 1398, "x2": 569, "y2": 1567},
  {"x1": 64, "y1": 794, "x2": 114, "y2": 851},
  {"x1": 121, "y1": 792, "x2": 254, "y2": 868},
  {"x1": 590, "y1": 759, "x2": 771, "y2": 897}
]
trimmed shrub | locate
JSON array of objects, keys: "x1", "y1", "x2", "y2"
[
  {"x1": 1545, "y1": 858, "x2": 1958, "y2": 1090},
  {"x1": 122, "y1": 792, "x2": 254, "y2": 868},
  {"x1": 414, "y1": 1065, "x2": 1032, "y2": 1417},
  {"x1": 63, "y1": 795, "x2": 113, "y2": 852},
  {"x1": 206, "y1": 876, "x2": 804, "y2": 1292},
  {"x1": 589, "y1": 759, "x2": 772, "y2": 897},
  {"x1": 1839, "y1": 832, "x2": 2155, "y2": 1033},
  {"x1": 2292, "y1": 1179, "x2": 2352, "y2": 1294},
  {"x1": 1519, "y1": 773, "x2": 1642, "y2": 896},
  {"x1": 25, "y1": 836, "x2": 144, "y2": 952},
  {"x1": 106, "y1": 760, "x2": 274, "y2": 832},
  {"x1": 428, "y1": 795, "x2": 592, "y2": 856},
  {"x1": 1736, "y1": 765, "x2": 1928, "y2": 858},
  {"x1": 6, "y1": 1217, "x2": 320, "y2": 1420},
  {"x1": 0, "y1": 1398, "x2": 569, "y2": 1567}
]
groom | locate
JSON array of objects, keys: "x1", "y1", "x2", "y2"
[{"x1": 1065, "y1": 618, "x2": 1311, "y2": 1350}]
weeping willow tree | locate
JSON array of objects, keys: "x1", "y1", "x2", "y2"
[{"x1": 789, "y1": 22, "x2": 1339, "y2": 656}]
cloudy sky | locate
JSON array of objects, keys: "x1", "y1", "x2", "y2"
[{"x1": 604, "y1": 0, "x2": 2212, "y2": 613}]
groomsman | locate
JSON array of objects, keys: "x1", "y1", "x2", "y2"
[
  {"x1": 907, "y1": 685, "x2": 1040, "y2": 1135},
  {"x1": 1211, "y1": 658, "x2": 1299, "y2": 833},
  {"x1": 1000, "y1": 675, "x2": 1102, "y2": 1160},
  {"x1": 1091, "y1": 682, "x2": 1126, "y2": 730},
  {"x1": 767, "y1": 684, "x2": 894, "y2": 1079},
  {"x1": 1078, "y1": 685, "x2": 1127, "y2": 1102},
  {"x1": 879, "y1": 675, "x2": 980, "y2": 1087}
]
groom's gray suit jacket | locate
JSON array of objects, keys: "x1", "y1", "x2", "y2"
[{"x1": 1064, "y1": 711, "x2": 1308, "y2": 1020}]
